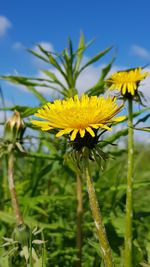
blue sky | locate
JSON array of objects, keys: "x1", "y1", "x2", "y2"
[{"x1": 1, "y1": 0, "x2": 150, "y2": 108}]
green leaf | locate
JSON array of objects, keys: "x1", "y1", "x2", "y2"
[
  {"x1": 88, "y1": 240, "x2": 102, "y2": 258},
  {"x1": 114, "y1": 107, "x2": 150, "y2": 127},
  {"x1": 68, "y1": 37, "x2": 73, "y2": 59},
  {"x1": 140, "y1": 263, "x2": 150, "y2": 267},
  {"x1": 0, "y1": 211, "x2": 16, "y2": 224},
  {"x1": 77, "y1": 46, "x2": 113, "y2": 76},
  {"x1": 23, "y1": 152, "x2": 58, "y2": 160},
  {"x1": 0, "y1": 105, "x2": 38, "y2": 117},
  {"x1": 74, "y1": 32, "x2": 85, "y2": 73},
  {"x1": 109, "y1": 181, "x2": 150, "y2": 192},
  {"x1": 85, "y1": 57, "x2": 116, "y2": 96},
  {"x1": 134, "y1": 127, "x2": 150, "y2": 132},
  {"x1": 21, "y1": 107, "x2": 38, "y2": 118},
  {"x1": 134, "y1": 113, "x2": 150, "y2": 126},
  {"x1": 100, "y1": 128, "x2": 128, "y2": 148},
  {"x1": 28, "y1": 48, "x2": 49, "y2": 63},
  {"x1": 42, "y1": 70, "x2": 68, "y2": 95},
  {"x1": 86, "y1": 81, "x2": 105, "y2": 96},
  {"x1": 41, "y1": 70, "x2": 58, "y2": 81},
  {"x1": 25, "y1": 85, "x2": 48, "y2": 104},
  {"x1": 99, "y1": 57, "x2": 115, "y2": 81},
  {"x1": 47, "y1": 54, "x2": 67, "y2": 79},
  {"x1": 0, "y1": 75, "x2": 47, "y2": 104}
]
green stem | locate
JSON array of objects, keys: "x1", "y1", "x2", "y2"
[
  {"x1": 86, "y1": 167, "x2": 114, "y2": 267},
  {"x1": 3, "y1": 156, "x2": 9, "y2": 204},
  {"x1": 76, "y1": 174, "x2": 83, "y2": 267},
  {"x1": 8, "y1": 146, "x2": 24, "y2": 225},
  {"x1": 125, "y1": 98, "x2": 134, "y2": 267}
]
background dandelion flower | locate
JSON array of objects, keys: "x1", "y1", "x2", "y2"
[{"x1": 107, "y1": 67, "x2": 148, "y2": 96}]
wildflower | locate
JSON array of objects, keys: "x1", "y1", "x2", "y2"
[
  {"x1": 107, "y1": 67, "x2": 148, "y2": 97},
  {"x1": 31, "y1": 94, "x2": 124, "y2": 266},
  {"x1": 32, "y1": 95, "x2": 124, "y2": 151}
]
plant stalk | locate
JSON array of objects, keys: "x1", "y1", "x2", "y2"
[
  {"x1": 76, "y1": 174, "x2": 83, "y2": 267},
  {"x1": 124, "y1": 98, "x2": 134, "y2": 267},
  {"x1": 86, "y1": 167, "x2": 114, "y2": 267},
  {"x1": 8, "y1": 148, "x2": 24, "y2": 225}
]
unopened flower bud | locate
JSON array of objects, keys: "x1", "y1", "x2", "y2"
[
  {"x1": 4, "y1": 111, "x2": 25, "y2": 141},
  {"x1": 12, "y1": 224, "x2": 30, "y2": 247}
]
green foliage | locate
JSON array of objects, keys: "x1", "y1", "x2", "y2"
[
  {"x1": 0, "y1": 35, "x2": 150, "y2": 266},
  {"x1": 0, "y1": 33, "x2": 113, "y2": 99},
  {"x1": 0, "y1": 129, "x2": 149, "y2": 266}
]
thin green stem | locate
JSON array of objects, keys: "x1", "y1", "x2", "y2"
[
  {"x1": 76, "y1": 174, "x2": 83, "y2": 267},
  {"x1": 8, "y1": 147, "x2": 24, "y2": 225},
  {"x1": 124, "y1": 98, "x2": 134, "y2": 267},
  {"x1": 3, "y1": 156, "x2": 9, "y2": 203},
  {"x1": 85, "y1": 167, "x2": 114, "y2": 267}
]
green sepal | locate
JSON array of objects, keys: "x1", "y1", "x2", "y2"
[{"x1": 12, "y1": 224, "x2": 30, "y2": 248}]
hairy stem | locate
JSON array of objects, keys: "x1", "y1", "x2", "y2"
[
  {"x1": 3, "y1": 156, "x2": 9, "y2": 204},
  {"x1": 124, "y1": 98, "x2": 134, "y2": 267},
  {"x1": 8, "y1": 148, "x2": 24, "y2": 225},
  {"x1": 76, "y1": 174, "x2": 83, "y2": 267},
  {"x1": 86, "y1": 167, "x2": 114, "y2": 267}
]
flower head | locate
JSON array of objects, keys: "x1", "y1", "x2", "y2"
[
  {"x1": 107, "y1": 67, "x2": 148, "y2": 96},
  {"x1": 32, "y1": 95, "x2": 124, "y2": 149}
]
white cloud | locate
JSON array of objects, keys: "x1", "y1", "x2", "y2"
[
  {"x1": 131, "y1": 45, "x2": 150, "y2": 60},
  {"x1": 12, "y1": 42, "x2": 25, "y2": 50},
  {"x1": 0, "y1": 15, "x2": 12, "y2": 37},
  {"x1": 77, "y1": 64, "x2": 103, "y2": 92}
]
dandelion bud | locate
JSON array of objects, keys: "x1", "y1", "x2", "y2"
[
  {"x1": 4, "y1": 111, "x2": 25, "y2": 141},
  {"x1": 12, "y1": 224, "x2": 30, "y2": 247}
]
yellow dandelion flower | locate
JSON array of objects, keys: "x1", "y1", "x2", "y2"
[
  {"x1": 107, "y1": 67, "x2": 148, "y2": 96},
  {"x1": 32, "y1": 95, "x2": 124, "y2": 144}
]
